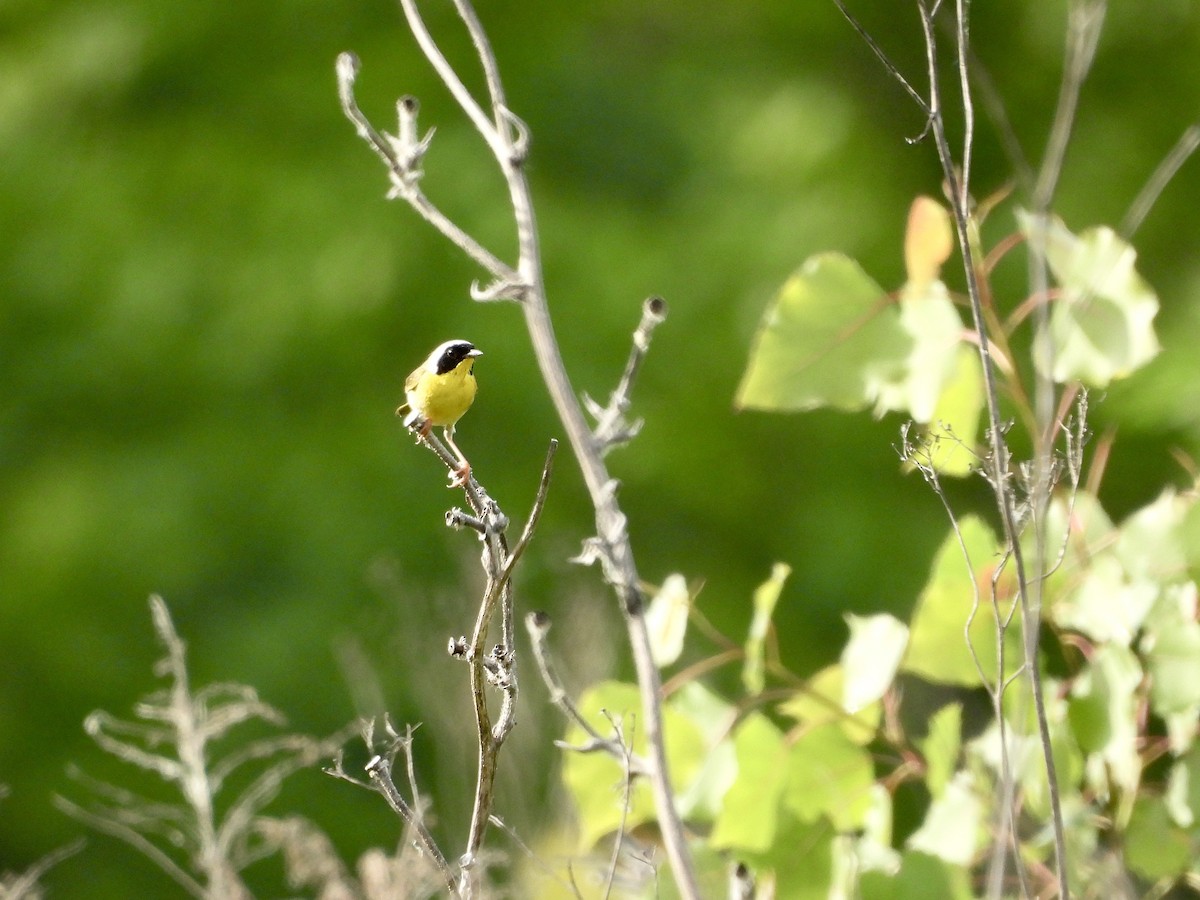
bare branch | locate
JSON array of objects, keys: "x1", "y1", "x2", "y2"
[
  {"x1": 1120, "y1": 123, "x2": 1200, "y2": 238},
  {"x1": 1032, "y1": 0, "x2": 1107, "y2": 210},
  {"x1": 830, "y1": 0, "x2": 931, "y2": 116},
  {"x1": 335, "y1": 52, "x2": 520, "y2": 287},
  {"x1": 339, "y1": 3, "x2": 698, "y2": 891},
  {"x1": 0, "y1": 837, "x2": 85, "y2": 900},
  {"x1": 525, "y1": 611, "x2": 651, "y2": 776},
  {"x1": 588, "y1": 297, "x2": 669, "y2": 454},
  {"x1": 363, "y1": 750, "x2": 458, "y2": 896}
]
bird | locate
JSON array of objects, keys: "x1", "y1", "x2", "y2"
[{"x1": 396, "y1": 339, "x2": 483, "y2": 487}]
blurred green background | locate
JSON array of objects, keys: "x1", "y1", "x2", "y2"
[{"x1": 2, "y1": 0, "x2": 1198, "y2": 894}]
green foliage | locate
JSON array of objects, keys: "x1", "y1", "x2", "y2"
[
  {"x1": 5, "y1": 0, "x2": 1200, "y2": 896},
  {"x1": 558, "y1": 185, "x2": 1197, "y2": 896},
  {"x1": 737, "y1": 198, "x2": 988, "y2": 478},
  {"x1": 1018, "y1": 211, "x2": 1162, "y2": 386}
]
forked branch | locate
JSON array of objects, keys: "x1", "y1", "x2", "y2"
[{"x1": 337, "y1": 3, "x2": 699, "y2": 896}]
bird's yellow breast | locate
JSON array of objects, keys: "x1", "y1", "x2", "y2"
[{"x1": 406, "y1": 358, "x2": 478, "y2": 427}]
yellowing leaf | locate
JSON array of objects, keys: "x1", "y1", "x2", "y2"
[
  {"x1": 736, "y1": 254, "x2": 910, "y2": 414},
  {"x1": 1018, "y1": 210, "x2": 1160, "y2": 386},
  {"x1": 904, "y1": 196, "x2": 954, "y2": 287}
]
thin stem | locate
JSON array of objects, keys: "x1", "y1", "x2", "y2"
[
  {"x1": 916, "y1": 2, "x2": 1070, "y2": 896},
  {"x1": 364, "y1": 754, "x2": 458, "y2": 895},
  {"x1": 1119, "y1": 124, "x2": 1200, "y2": 239}
]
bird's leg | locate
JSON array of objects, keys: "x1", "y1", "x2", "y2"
[{"x1": 443, "y1": 425, "x2": 472, "y2": 487}]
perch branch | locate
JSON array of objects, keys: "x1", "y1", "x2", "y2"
[{"x1": 340, "y1": 3, "x2": 699, "y2": 895}]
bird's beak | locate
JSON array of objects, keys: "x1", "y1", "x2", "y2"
[{"x1": 468, "y1": 349, "x2": 483, "y2": 357}]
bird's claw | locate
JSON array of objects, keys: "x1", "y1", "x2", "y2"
[{"x1": 448, "y1": 462, "x2": 471, "y2": 488}]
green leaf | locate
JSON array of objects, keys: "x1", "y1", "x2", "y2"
[
  {"x1": 920, "y1": 703, "x2": 962, "y2": 799},
  {"x1": 777, "y1": 664, "x2": 881, "y2": 745},
  {"x1": 840, "y1": 613, "x2": 908, "y2": 713},
  {"x1": 905, "y1": 771, "x2": 982, "y2": 865},
  {"x1": 877, "y1": 279, "x2": 964, "y2": 423},
  {"x1": 710, "y1": 712, "x2": 787, "y2": 852},
  {"x1": 781, "y1": 724, "x2": 874, "y2": 831},
  {"x1": 1142, "y1": 585, "x2": 1200, "y2": 717},
  {"x1": 1125, "y1": 796, "x2": 1194, "y2": 880},
  {"x1": 669, "y1": 682, "x2": 738, "y2": 822},
  {"x1": 860, "y1": 851, "x2": 973, "y2": 900},
  {"x1": 909, "y1": 344, "x2": 984, "y2": 477},
  {"x1": 1018, "y1": 210, "x2": 1160, "y2": 386},
  {"x1": 1067, "y1": 644, "x2": 1142, "y2": 794},
  {"x1": 753, "y1": 813, "x2": 836, "y2": 900},
  {"x1": 743, "y1": 562, "x2": 790, "y2": 694},
  {"x1": 735, "y1": 254, "x2": 910, "y2": 414},
  {"x1": 903, "y1": 517, "x2": 1022, "y2": 687},
  {"x1": 561, "y1": 680, "x2": 705, "y2": 848}
]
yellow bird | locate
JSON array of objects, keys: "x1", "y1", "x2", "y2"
[{"x1": 397, "y1": 339, "x2": 482, "y2": 486}]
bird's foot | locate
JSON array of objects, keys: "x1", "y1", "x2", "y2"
[{"x1": 448, "y1": 461, "x2": 471, "y2": 488}]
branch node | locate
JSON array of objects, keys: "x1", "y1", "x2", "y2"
[
  {"x1": 446, "y1": 507, "x2": 486, "y2": 533},
  {"x1": 470, "y1": 277, "x2": 529, "y2": 303},
  {"x1": 498, "y1": 105, "x2": 530, "y2": 163},
  {"x1": 589, "y1": 296, "x2": 669, "y2": 454}
]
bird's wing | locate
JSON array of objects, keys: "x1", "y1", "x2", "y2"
[{"x1": 404, "y1": 367, "x2": 423, "y2": 393}]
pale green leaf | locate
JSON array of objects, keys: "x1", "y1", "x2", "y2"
[
  {"x1": 911, "y1": 344, "x2": 984, "y2": 476},
  {"x1": 920, "y1": 703, "x2": 962, "y2": 799},
  {"x1": 710, "y1": 712, "x2": 787, "y2": 852},
  {"x1": 644, "y1": 573, "x2": 690, "y2": 667},
  {"x1": 1018, "y1": 210, "x2": 1160, "y2": 386},
  {"x1": 669, "y1": 682, "x2": 739, "y2": 822},
  {"x1": 1068, "y1": 644, "x2": 1142, "y2": 794},
  {"x1": 878, "y1": 279, "x2": 964, "y2": 422},
  {"x1": 905, "y1": 771, "x2": 981, "y2": 865},
  {"x1": 777, "y1": 664, "x2": 880, "y2": 745},
  {"x1": 1115, "y1": 487, "x2": 1189, "y2": 584},
  {"x1": 1053, "y1": 554, "x2": 1157, "y2": 647},
  {"x1": 840, "y1": 613, "x2": 908, "y2": 713},
  {"x1": 1142, "y1": 583, "x2": 1200, "y2": 716},
  {"x1": 1165, "y1": 753, "x2": 1198, "y2": 828},
  {"x1": 853, "y1": 785, "x2": 901, "y2": 875},
  {"x1": 561, "y1": 680, "x2": 705, "y2": 848},
  {"x1": 781, "y1": 724, "x2": 874, "y2": 831},
  {"x1": 1125, "y1": 796, "x2": 1194, "y2": 880},
  {"x1": 735, "y1": 254, "x2": 910, "y2": 413},
  {"x1": 743, "y1": 562, "x2": 790, "y2": 694},
  {"x1": 902, "y1": 516, "x2": 1022, "y2": 686}
]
